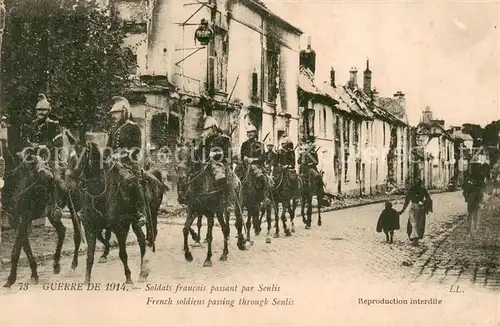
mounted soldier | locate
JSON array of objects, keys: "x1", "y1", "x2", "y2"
[
  {"x1": 196, "y1": 115, "x2": 232, "y2": 194},
  {"x1": 107, "y1": 96, "x2": 147, "y2": 226},
  {"x1": 262, "y1": 140, "x2": 277, "y2": 174},
  {"x1": 278, "y1": 136, "x2": 296, "y2": 169},
  {"x1": 240, "y1": 124, "x2": 270, "y2": 206},
  {"x1": 298, "y1": 141, "x2": 320, "y2": 176}
]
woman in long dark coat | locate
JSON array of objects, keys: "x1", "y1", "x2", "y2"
[{"x1": 398, "y1": 178, "x2": 433, "y2": 246}]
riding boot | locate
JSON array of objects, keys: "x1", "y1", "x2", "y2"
[{"x1": 135, "y1": 181, "x2": 147, "y2": 227}]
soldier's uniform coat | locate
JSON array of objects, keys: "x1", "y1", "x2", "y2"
[
  {"x1": 107, "y1": 118, "x2": 142, "y2": 164},
  {"x1": 30, "y1": 116, "x2": 61, "y2": 148}
]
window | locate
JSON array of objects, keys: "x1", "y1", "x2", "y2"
[
  {"x1": 264, "y1": 36, "x2": 279, "y2": 103},
  {"x1": 322, "y1": 107, "x2": 327, "y2": 138},
  {"x1": 208, "y1": 29, "x2": 228, "y2": 93},
  {"x1": 382, "y1": 123, "x2": 386, "y2": 146}
]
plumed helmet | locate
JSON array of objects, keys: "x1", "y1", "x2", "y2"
[
  {"x1": 35, "y1": 93, "x2": 51, "y2": 110},
  {"x1": 109, "y1": 96, "x2": 131, "y2": 114},
  {"x1": 203, "y1": 116, "x2": 219, "y2": 130},
  {"x1": 246, "y1": 123, "x2": 257, "y2": 132}
]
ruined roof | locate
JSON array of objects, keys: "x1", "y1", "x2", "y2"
[
  {"x1": 241, "y1": 0, "x2": 303, "y2": 35},
  {"x1": 298, "y1": 67, "x2": 323, "y2": 95},
  {"x1": 319, "y1": 82, "x2": 353, "y2": 115},
  {"x1": 342, "y1": 86, "x2": 375, "y2": 119}
]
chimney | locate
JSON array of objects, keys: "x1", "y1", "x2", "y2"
[
  {"x1": 330, "y1": 67, "x2": 336, "y2": 87},
  {"x1": 348, "y1": 67, "x2": 358, "y2": 89},
  {"x1": 393, "y1": 90, "x2": 406, "y2": 113},
  {"x1": 363, "y1": 59, "x2": 372, "y2": 95},
  {"x1": 300, "y1": 36, "x2": 316, "y2": 75}
]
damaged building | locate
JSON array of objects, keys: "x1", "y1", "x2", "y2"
[{"x1": 109, "y1": 0, "x2": 302, "y2": 165}]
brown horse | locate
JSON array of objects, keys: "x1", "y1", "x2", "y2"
[
  {"x1": 260, "y1": 164, "x2": 299, "y2": 239},
  {"x1": 76, "y1": 141, "x2": 163, "y2": 283},
  {"x1": 300, "y1": 166, "x2": 324, "y2": 229},
  {"x1": 3, "y1": 151, "x2": 79, "y2": 288},
  {"x1": 235, "y1": 162, "x2": 272, "y2": 244},
  {"x1": 176, "y1": 159, "x2": 245, "y2": 267}
]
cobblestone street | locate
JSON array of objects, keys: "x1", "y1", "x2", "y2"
[
  {"x1": 2, "y1": 191, "x2": 497, "y2": 288},
  {"x1": 1, "y1": 191, "x2": 498, "y2": 325},
  {"x1": 410, "y1": 194, "x2": 500, "y2": 291}
]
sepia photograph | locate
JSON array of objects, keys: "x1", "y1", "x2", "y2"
[{"x1": 0, "y1": 0, "x2": 498, "y2": 324}]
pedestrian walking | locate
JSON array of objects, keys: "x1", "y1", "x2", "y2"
[
  {"x1": 376, "y1": 201, "x2": 400, "y2": 243},
  {"x1": 398, "y1": 178, "x2": 433, "y2": 246}
]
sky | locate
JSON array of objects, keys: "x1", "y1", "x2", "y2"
[{"x1": 264, "y1": 0, "x2": 500, "y2": 127}]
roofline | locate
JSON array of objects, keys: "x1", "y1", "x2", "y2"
[
  {"x1": 298, "y1": 86, "x2": 339, "y2": 106},
  {"x1": 239, "y1": 0, "x2": 303, "y2": 35}
]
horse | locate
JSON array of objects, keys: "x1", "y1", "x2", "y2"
[
  {"x1": 3, "y1": 149, "x2": 81, "y2": 288},
  {"x1": 76, "y1": 140, "x2": 163, "y2": 283},
  {"x1": 176, "y1": 158, "x2": 245, "y2": 267},
  {"x1": 299, "y1": 165, "x2": 324, "y2": 229},
  {"x1": 235, "y1": 161, "x2": 272, "y2": 244},
  {"x1": 260, "y1": 164, "x2": 299, "y2": 239}
]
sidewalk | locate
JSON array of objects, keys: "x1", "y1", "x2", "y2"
[{"x1": 0, "y1": 188, "x2": 456, "y2": 269}]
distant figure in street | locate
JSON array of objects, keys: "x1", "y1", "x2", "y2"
[
  {"x1": 398, "y1": 178, "x2": 432, "y2": 246},
  {"x1": 376, "y1": 201, "x2": 400, "y2": 243}
]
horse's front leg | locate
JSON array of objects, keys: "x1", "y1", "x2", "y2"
[
  {"x1": 301, "y1": 194, "x2": 307, "y2": 225},
  {"x1": 83, "y1": 224, "x2": 97, "y2": 284},
  {"x1": 203, "y1": 214, "x2": 214, "y2": 267},
  {"x1": 3, "y1": 220, "x2": 31, "y2": 288},
  {"x1": 183, "y1": 210, "x2": 198, "y2": 262},
  {"x1": 266, "y1": 203, "x2": 273, "y2": 236},
  {"x1": 306, "y1": 196, "x2": 313, "y2": 229},
  {"x1": 245, "y1": 208, "x2": 253, "y2": 244},
  {"x1": 216, "y1": 212, "x2": 229, "y2": 261},
  {"x1": 131, "y1": 221, "x2": 149, "y2": 282},
  {"x1": 70, "y1": 213, "x2": 82, "y2": 270},
  {"x1": 288, "y1": 198, "x2": 297, "y2": 233},
  {"x1": 234, "y1": 203, "x2": 246, "y2": 250},
  {"x1": 273, "y1": 201, "x2": 281, "y2": 238},
  {"x1": 115, "y1": 223, "x2": 132, "y2": 284},
  {"x1": 47, "y1": 210, "x2": 66, "y2": 275},
  {"x1": 21, "y1": 231, "x2": 39, "y2": 284},
  {"x1": 282, "y1": 201, "x2": 292, "y2": 237}
]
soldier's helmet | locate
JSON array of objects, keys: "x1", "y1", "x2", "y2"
[
  {"x1": 265, "y1": 140, "x2": 274, "y2": 147},
  {"x1": 109, "y1": 96, "x2": 131, "y2": 115},
  {"x1": 35, "y1": 93, "x2": 51, "y2": 110},
  {"x1": 203, "y1": 116, "x2": 219, "y2": 130},
  {"x1": 246, "y1": 123, "x2": 257, "y2": 133}
]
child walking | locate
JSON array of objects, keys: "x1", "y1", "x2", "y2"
[{"x1": 376, "y1": 201, "x2": 400, "y2": 243}]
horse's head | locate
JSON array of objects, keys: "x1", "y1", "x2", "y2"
[
  {"x1": 16, "y1": 149, "x2": 54, "y2": 184},
  {"x1": 70, "y1": 140, "x2": 103, "y2": 182},
  {"x1": 175, "y1": 162, "x2": 189, "y2": 205}
]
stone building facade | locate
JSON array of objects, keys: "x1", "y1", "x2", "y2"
[
  {"x1": 110, "y1": 0, "x2": 302, "y2": 159},
  {"x1": 298, "y1": 53, "x2": 410, "y2": 197}
]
